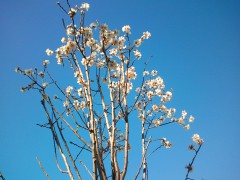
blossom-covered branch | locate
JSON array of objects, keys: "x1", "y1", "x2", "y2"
[{"x1": 17, "y1": 1, "x2": 204, "y2": 179}]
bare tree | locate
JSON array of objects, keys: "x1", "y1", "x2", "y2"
[{"x1": 16, "y1": 1, "x2": 204, "y2": 179}]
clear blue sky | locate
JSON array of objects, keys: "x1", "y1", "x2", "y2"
[{"x1": 1, "y1": 0, "x2": 240, "y2": 179}]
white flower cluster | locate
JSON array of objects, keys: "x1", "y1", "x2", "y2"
[
  {"x1": 161, "y1": 138, "x2": 172, "y2": 148},
  {"x1": 192, "y1": 134, "x2": 204, "y2": 145},
  {"x1": 122, "y1": 25, "x2": 131, "y2": 34}
]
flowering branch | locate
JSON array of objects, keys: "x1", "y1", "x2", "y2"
[
  {"x1": 185, "y1": 134, "x2": 204, "y2": 180},
  {"x1": 17, "y1": 0, "x2": 204, "y2": 179}
]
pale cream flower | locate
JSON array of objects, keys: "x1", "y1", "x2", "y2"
[
  {"x1": 152, "y1": 104, "x2": 159, "y2": 112},
  {"x1": 147, "y1": 110, "x2": 152, "y2": 116},
  {"x1": 80, "y1": 101, "x2": 86, "y2": 109},
  {"x1": 161, "y1": 138, "x2": 172, "y2": 148},
  {"x1": 136, "y1": 87, "x2": 141, "y2": 92},
  {"x1": 184, "y1": 124, "x2": 190, "y2": 130},
  {"x1": 192, "y1": 134, "x2": 204, "y2": 145},
  {"x1": 46, "y1": 48, "x2": 53, "y2": 56},
  {"x1": 74, "y1": 71, "x2": 80, "y2": 77},
  {"x1": 96, "y1": 61, "x2": 104, "y2": 68},
  {"x1": 66, "y1": 26, "x2": 75, "y2": 36},
  {"x1": 24, "y1": 69, "x2": 33, "y2": 75},
  {"x1": 182, "y1": 110, "x2": 187, "y2": 119},
  {"x1": 165, "y1": 141, "x2": 172, "y2": 148},
  {"x1": 152, "y1": 120, "x2": 161, "y2": 127},
  {"x1": 155, "y1": 89, "x2": 162, "y2": 96},
  {"x1": 109, "y1": 48, "x2": 118, "y2": 56},
  {"x1": 178, "y1": 117, "x2": 185, "y2": 125},
  {"x1": 43, "y1": 60, "x2": 50, "y2": 66},
  {"x1": 78, "y1": 88, "x2": 83, "y2": 96},
  {"x1": 166, "y1": 110, "x2": 172, "y2": 118},
  {"x1": 134, "y1": 39, "x2": 142, "y2": 47},
  {"x1": 159, "y1": 105, "x2": 167, "y2": 112},
  {"x1": 63, "y1": 100, "x2": 69, "y2": 107},
  {"x1": 135, "y1": 101, "x2": 142, "y2": 107},
  {"x1": 126, "y1": 67, "x2": 137, "y2": 80},
  {"x1": 147, "y1": 91, "x2": 154, "y2": 100},
  {"x1": 20, "y1": 87, "x2": 25, "y2": 93},
  {"x1": 166, "y1": 91, "x2": 172, "y2": 100},
  {"x1": 151, "y1": 70, "x2": 157, "y2": 76},
  {"x1": 189, "y1": 115, "x2": 195, "y2": 123},
  {"x1": 138, "y1": 113, "x2": 144, "y2": 121},
  {"x1": 42, "y1": 82, "x2": 49, "y2": 88},
  {"x1": 81, "y1": 3, "x2": 90, "y2": 11},
  {"x1": 133, "y1": 49, "x2": 142, "y2": 59},
  {"x1": 66, "y1": 86, "x2": 73, "y2": 94},
  {"x1": 122, "y1": 25, "x2": 131, "y2": 33},
  {"x1": 142, "y1": 31, "x2": 151, "y2": 39},
  {"x1": 68, "y1": 8, "x2": 77, "y2": 17},
  {"x1": 143, "y1": 71, "x2": 149, "y2": 76},
  {"x1": 160, "y1": 115, "x2": 165, "y2": 121},
  {"x1": 73, "y1": 100, "x2": 79, "y2": 107},
  {"x1": 171, "y1": 108, "x2": 176, "y2": 114},
  {"x1": 90, "y1": 22, "x2": 97, "y2": 28},
  {"x1": 86, "y1": 38, "x2": 96, "y2": 47},
  {"x1": 61, "y1": 37, "x2": 67, "y2": 43}
]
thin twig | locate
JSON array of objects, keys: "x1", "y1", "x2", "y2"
[
  {"x1": 0, "y1": 171, "x2": 5, "y2": 180},
  {"x1": 36, "y1": 157, "x2": 51, "y2": 180},
  {"x1": 147, "y1": 145, "x2": 163, "y2": 158},
  {"x1": 80, "y1": 160, "x2": 94, "y2": 179},
  {"x1": 185, "y1": 145, "x2": 202, "y2": 180}
]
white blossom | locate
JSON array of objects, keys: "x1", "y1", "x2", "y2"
[
  {"x1": 192, "y1": 134, "x2": 204, "y2": 145},
  {"x1": 189, "y1": 115, "x2": 195, "y2": 123},
  {"x1": 61, "y1": 37, "x2": 67, "y2": 43},
  {"x1": 122, "y1": 25, "x2": 131, "y2": 33},
  {"x1": 152, "y1": 104, "x2": 159, "y2": 112},
  {"x1": 142, "y1": 31, "x2": 151, "y2": 39},
  {"x1": 66, "y1": 86, "x2": 73, "y2": 94},
  {"x1": 184, "y1": 124, "x2": 190, "y2": 130},
  {"x1": 46, "y1": 49, "x2": 53, "y2": 56},
  {"x1": 151, "y1": 70, "x2": 157, "y2": 76},
  {"x1": 143, "y1": 71, "x2": 149, "y2": 76},
  {"x1": 43, "y1": 60, "x2": 50, "y2": 66},
  {"x1": 182, "y1": 110, "x2": 187, "y2": 119},
  {"x1": 133, "y1": 49, "x2": 142, "y2": 59},
  {"x1": 81, "y1": 3, "x2": 90, "y2": 11}
]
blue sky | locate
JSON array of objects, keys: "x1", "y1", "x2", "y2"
[{"x1": 1, "y1": 0, "x2": 240, "y2": 179}]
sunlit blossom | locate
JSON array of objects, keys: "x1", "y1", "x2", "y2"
[
  {"x1": 151, "y1": 70, "x2": 157, "y2": 76},
  {"x1": 142, "y1": 31, "x2": 151, "y2": 39},
  {"x1": 46, "y1": 48, "x2": 53, "y2": 56},
  {"x1": 133, "y1": 49, "x2": 142, "y2": 59},
  {"x1": 152, "y1": 104, "x2": 159, "y2": 112},
  {"x1": 184, "y1": 124, "x2": 190, "y2": 130},
  {"x1": 189, "y1": 115, "x2": 195, "y2": 123},
  {"x1": 66, "y1": 86, "x2": 73, "y2": 94},
  {"x1": 122, "y1": 25, "x2": 131, "y2": 33},
  {"x1": 78, "y1": 88, "x2": 83, "y2": 96},
  {"x1": 143, "y1": 71, "x2": 149, "y2": 76},
  {"x1": 182, "y1": 110, "x2": 187, "y2": 119},
  {"x1": 81, "y1": 3, "x2": 90, "y2": 11},
  {"x1": 147, "y1": 91, "x2": 154, "y2": 100},
  {"x1": 42, "y1": 82, "x2": 49, "y2": 88},
  {"x1": 61, "y1": 37, "x2": 67, "y2": 43},
  {"x1": 152, "y1": 120, "x2": 161, "y2": 127},
  {"x1": 192, "y1": 134, "x2": 204, "y2": 145},
  {"x1": 43, "y1": 60, "x2": 50, "y2": 66},
  {"x1": 73, "y1": 100, "x2": 79, "y2": 107}
]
